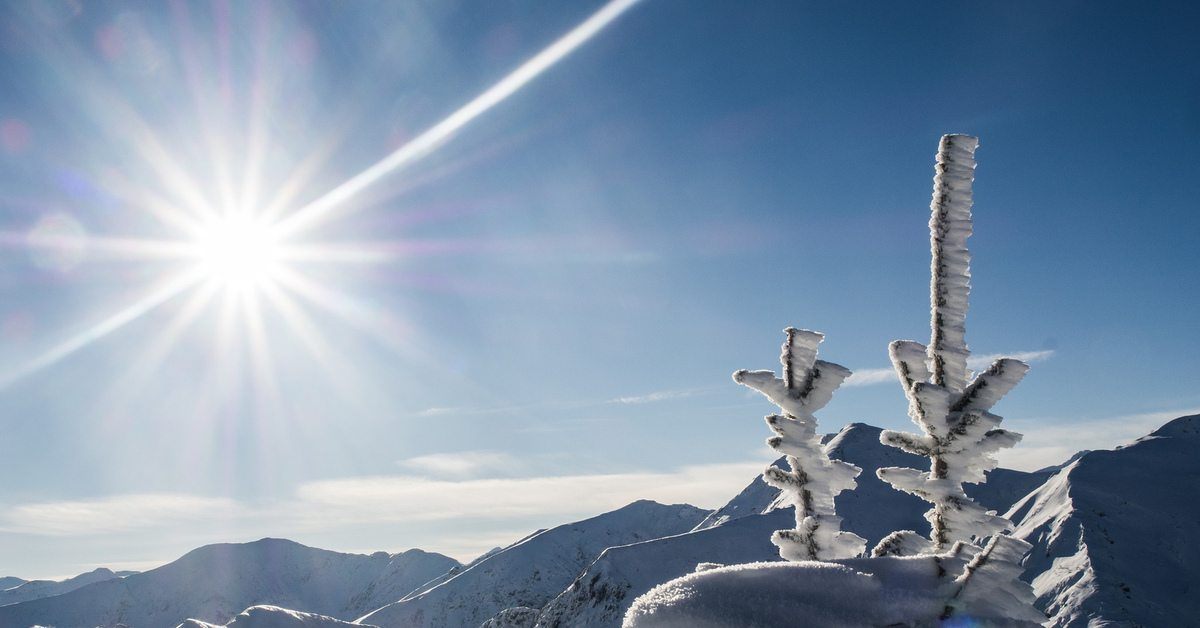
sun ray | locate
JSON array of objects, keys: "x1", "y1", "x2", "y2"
[
  {"x1": 95, "y1": 280, "x2": 223, "y2": 425},
  {"x1": 241, "y1": 287, "x2": 283, "y2": 413},
  {"x1": 258, "y1": 280, "x2": 335, "y2": 366},
  {"x1": 238, "y1": 2, "x2": 278, "y2": 221},
  {"x1": 271, "y1": 266, "x2": 419, "y2": 359},
  {"x1": 273, "y1": 0, "x2": 643, "y2": 238},
  {"x1": 257, "y1": 279, "x2": 375, "y2": 406},
  {"x1": 169, "y1": 0, "x2": 244, "y2": 218},
  {"x1": 17, "y1": 16, "x2": 219, "y2": 225},
  {"x1": 2, "y1": 230, "x2": 204, "y2": 263},
  {"x1": 0, "y1": 268, "x2": 207, "y2": 389}
]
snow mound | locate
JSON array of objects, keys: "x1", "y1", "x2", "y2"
[
  {"x1": 358, "y1": 500, "x2": 709, "y2": 628},
  {"x1": 623, "y1": 558, "x2": 1040, "y2": 628}
]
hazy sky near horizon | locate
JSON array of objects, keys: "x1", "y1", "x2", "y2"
[{"x1": 1, "y1": 0, "x2": 1198, "y2": 579}]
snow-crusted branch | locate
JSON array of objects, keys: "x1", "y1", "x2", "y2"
[
  {"x1": 733, "y1": 328, "x2": 866, "y2": 561},
  {"x1": 929, "y1": 134, "x2": 977, "y2": 395},
  {"x1": 874, "y1": 135, "x2": 1029, "y2": 555}
]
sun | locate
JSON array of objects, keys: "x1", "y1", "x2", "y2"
[
  {"x1": 0, "y1": 0, "x2": 640, "y2": 390},
  {"x1": 192, "y1": 215, "x2": 283, "y2": 288}
]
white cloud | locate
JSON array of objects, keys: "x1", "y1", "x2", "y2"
[
  {"x1": 995, "y1": 407, "x2": 1199, "y2": 472},
  {"x1": 2, "y1": 493, "x2": 239, "y2": 536},
  {"x1": 967, "y1": 349, "x2": 1055, "y2": 370},
  {"x1": 397, "y1": 450, "x2": 526, "y2": 478},
  {"x1": 612, "y1": 390, "x2": 692, "y2": 404},
  {"x1": 844, "y1": 350, "x2": 1056, "y2": 388},
  {"x1": 1, "y1": 459, "x2": 771, "y2": 542},
  {"x1": 292, "y1": 461, "x2": 767, "y2": 527},
  {"x1": 843, "y1": 368, "x2": 896, "y2": 387}
]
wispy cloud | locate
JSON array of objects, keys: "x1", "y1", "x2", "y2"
[
  {"x1": 1, "y1": 493, "x2": 239, "y2": 536},
  {"x1": 418, "y1": 388, "x2": 710, "y2": 417},
  {"x1": 397, "y1": 450, "x2": 526, "y2": 478},
  {"x1": 967, "y1": 349, "x2": 1055, "y2": 370},
  {"x1": 843, "y1": 368, "x2": 896, "y2": 387},
  {"x1": 612, "y1": 390, "x2": 693, "y2": 404},
  {"x1": 844, "y1": 350, "x2": 1056, "y2": 388},
  {"x1": 293, "y1": 462, "x2": 765, "y2": 526},
  {"x1": 0, "y1": 461, "x2": 770, "y2": 540}
]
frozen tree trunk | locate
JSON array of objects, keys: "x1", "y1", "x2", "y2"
[
  {"x1": 733, "y1": 328, "x2": 866, "y2": 561},
  {"x1": 874, "y1": 135, "x2": 1028, "y2": 555}
]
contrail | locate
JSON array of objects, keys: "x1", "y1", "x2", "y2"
[
  {"x1": 0, "y1": 269, "x2": 205, "y2": 389},
  {"x1": 274, "y1": 0, "x2": 643, "y2": 238}
]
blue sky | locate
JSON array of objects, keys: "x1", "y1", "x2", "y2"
[{"x1": 1, "y1": 0, "x2": 1197, "y2": 579}]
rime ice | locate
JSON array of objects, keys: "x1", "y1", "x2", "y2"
[
  {"x1": 874, "y1": 134, "x2": 1028, "y2": 555},
  {"x1": 733, "y1": 328, "x2": 867, "y2": 561}
]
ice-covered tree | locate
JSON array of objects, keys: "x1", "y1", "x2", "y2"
[
  {"x1": 733, "y1": 328, "x2": 867, "y2": 561},
  {"x1": 873, "y1": 134, "x2": 1028, "y2": 557}
]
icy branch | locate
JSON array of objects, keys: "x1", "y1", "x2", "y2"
[
  {"x1": 874, "y1": 135, "x2": 1031, "y2": 555},
  {"x1": 929, "y1": 134, "x2": 977, "y2": 395},
  {"x1": 733, "y1": 328, "x2": 865, "y2": 561}
]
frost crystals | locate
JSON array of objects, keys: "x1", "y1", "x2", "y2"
[
  {"x1": 734, "y1": 328, "x2": 867, "y2": 561},
  {"x1": 874, "y1": 135, "x2": 1028, "y2": 556}
]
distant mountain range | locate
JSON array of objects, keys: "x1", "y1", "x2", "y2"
[{"x1": 2, "y1": 416, "x2": 1195, "y2": 628}]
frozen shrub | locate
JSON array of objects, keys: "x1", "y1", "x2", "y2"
[{"x1": 734, "y1": 328, "x2": 866, "y2": 561}]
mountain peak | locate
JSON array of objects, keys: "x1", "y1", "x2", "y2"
[{"x1": 1148, "y1": 413, "x2": 1200, "y2": 439}]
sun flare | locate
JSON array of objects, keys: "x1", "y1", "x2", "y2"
[{"x1": 192, "y1": 215, "x2": 282, "y2": 288}]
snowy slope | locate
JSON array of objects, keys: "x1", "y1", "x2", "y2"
[
  {"x1": 821, "y1": 422, "x2": 932, "y2": 547},
  {"x1": 533, "y1": 508, "x2": 794, "y2": 628},
  {"x1": 0, "y1": 538, "x2": 458, "y2": 628},
  {"x1": 1008, "y1": 414, "x2": 1200, "y2": 627},
  {"x1": 0, "y1": 575, "x2": 28, "y2": 590},
  {"x1": 0, "y1": 567, "x2": 124, "y2": 606},
  {"x1": 357, "y1": 500, "x2": 709, "y2": 628}
]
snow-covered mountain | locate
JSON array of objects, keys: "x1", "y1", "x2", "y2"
[
  {"x1": 534, "y1": 507, "x2": 795, "y2": 628},
  {"x1": 0, "y1": 575, "x2": 28, "y2": 590},
  {"x1": 0, "y1": 538, "x2": 459, "y2": 628},
  {"x1": 5, "y1": 417, "x2": 1195, "y2": 628},
  {"x1": 357, "y1": 500, "x2": 709, "y2": 628},
  {"x1": 0, "y1": 567, "x2": 125, "y2": 606},
  {"x1": 1008, "y1": 414, "x2": 1200, "y2": 627}
]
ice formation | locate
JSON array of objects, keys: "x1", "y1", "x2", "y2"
[
  {"x1": 873, "y1": 134, "x2": 1029, "y2": 556},
  {"x1": 733, "y1": 328, "x2": 867, "y2": 561}
]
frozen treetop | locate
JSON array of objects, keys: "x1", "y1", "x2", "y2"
[
  {"x1": 929, "y1": 134, "x2": 978, "y2": 395},
  {"x1": 733, "y1": 328, "x2": 865, "y2": 561},
  {"x1": 877, "y1": 135, "x2": 1031, "y2": 553},
  {"x1": 734, "y1": 328, "x2": 851, "y2": 420}
]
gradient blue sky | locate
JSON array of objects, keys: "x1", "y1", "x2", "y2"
[{"x1": 1, "y1": 0, "x2": 1198, "y2": 579}]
